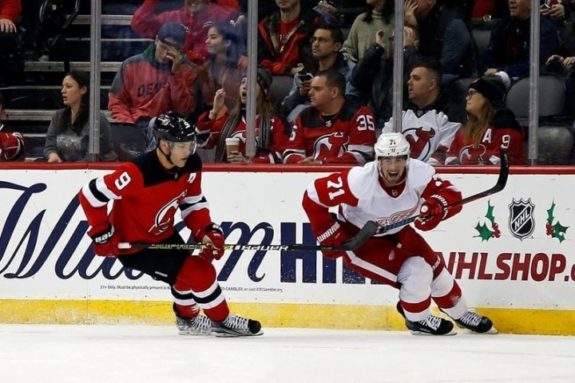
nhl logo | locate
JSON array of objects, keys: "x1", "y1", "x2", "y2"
[{"x1": 508, "y1": 198, "x2": 535, "y2": 240}]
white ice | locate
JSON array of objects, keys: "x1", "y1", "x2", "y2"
[{"x1": 1, "y1": 325, "x2": 574, "y2": 383}]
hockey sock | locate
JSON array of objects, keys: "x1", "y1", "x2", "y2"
[{"x1": 174, "y1": 256, "x2": 230, "y2": 321}]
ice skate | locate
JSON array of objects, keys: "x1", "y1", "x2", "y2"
[
  {"x1": 396, "y1": 302, "x2": 456, "y2": 336},
  {"x1": 176, "y1": 315, "x2": 213, "y2": 335},
  {"x1": 455, "y1": 311, "x2": 498, "y2": 334},
  {"x1": 211, "y1": 314, "x2": 263, "y2": 337}
]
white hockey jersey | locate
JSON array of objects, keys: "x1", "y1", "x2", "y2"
[
  {"x1": 303, "y1": 159, "x2": 463, "y2": 239},
  {"x1": 383, "y1": 108, "x2": 461, "y2": 164}
]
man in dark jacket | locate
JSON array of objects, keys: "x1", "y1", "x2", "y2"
[
  {"x1": 407, "y1": 0, "x2": 475, "y2": 83},
  {"x1": 484, "y1": 0, "x2": 560, "y2": 79}
]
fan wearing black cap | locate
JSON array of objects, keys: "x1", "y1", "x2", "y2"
[
  {"x1": 79, "y1": 111, "x2": 263, "y2": 337},
  {"x1": 196, "y1": 67, "x2": 293, "y2": 163},
  {"x1": 445, "y1": 74, "x2": 526, "y2": 165}
]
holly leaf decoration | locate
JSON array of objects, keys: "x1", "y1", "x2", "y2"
[
  {"x1": 474, "y1": 223, "x2": 493, "y2": 241},
  {"x1": 546, "y1": 202, "x2": 556, "y2": 225},
  {"x1": 552, "y1": 222, "x2": 569, "y2": 243},
  {"x1": 485, "y1": 201, "x2": 496, "y2": 224}
]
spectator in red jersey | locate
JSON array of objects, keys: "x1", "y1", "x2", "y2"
[
  {"x1": 258, "y1": 0, "x2": 335, "y2": 75},
  {"x1": 108, "y1": 22, "x2": 199, "y2": 159},
  {"x1": 0, "y1": 91, "x2": 25, "y2": 161},
  {"x1": 283, "y1": 69, "x2": 376, "y2": 165},
  {"x1": 196, "y1": 68, "x2": 293, "y2": 163},
  {"x1": 0, "y1": 0, "x2": 22, "y2": 86},
  {"x1": 197, "y1": 22, "x2": 245, "y2": 113},
  {"x1": 44, "y1": 72, "x2": 116, "y2": 163},
  {"x1": 131, "y1": 0, "x2": 237, "y2": 64},
  {"x1": 445, "y1": 73, "x2": 525, "y2": 165}
]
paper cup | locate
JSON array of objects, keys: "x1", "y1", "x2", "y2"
[{"x1": 225, "y1": 137, "x2": 240, "y2": 157}]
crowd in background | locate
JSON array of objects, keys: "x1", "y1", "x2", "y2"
[{"x1": 1, "y1": 0, "x2": 575, "y2": 165}]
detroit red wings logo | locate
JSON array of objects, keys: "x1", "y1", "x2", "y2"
[
  {"x1": 148, "y1": 194, "x2": 184, "y2": 235},
  {"x1": 313, "y1": 132, "x2": 349, "y2": 161},
  {"x1": 404, "y1": 127, "x2": 436, "y2": 160},
  {"x1": 374, "y1": 206, "x2": 419, "y2": 236},
  {"x1": 459, "y1": 144, "x2": 487, "y2": 164}
]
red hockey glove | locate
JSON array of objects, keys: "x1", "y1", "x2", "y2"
[
  {"x1": 89, "y1": 225, "x2": 119, "y2": 257},
  {"x1": 414, "y1": 196, "x2": 448, "y2": 231},
  {"x1": 317, "y1": 221, "x2": 348, "y2": 259},
  {"x1": 198, "y1": 223, "x2": 225, "y2": 262}
]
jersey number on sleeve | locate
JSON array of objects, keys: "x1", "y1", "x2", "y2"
[
  {"x1": 356, "y1": 114, "x2": 375, "y2": 131},
  {"x1": 114, "y1": 172, "x2": 132, "y2": 190},
  {"x1": 326, "y1": 176, "x2": 346, "y2": 201}
]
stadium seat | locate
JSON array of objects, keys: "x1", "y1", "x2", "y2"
[
  {"x1": 268, "y1": 75, "x2": 293, "y2": 110},
  {"x1": 471, "y1": 27, "x2": 492, "y2": 71},
  {"x1": 505, "y1": 75, "x2": 566, "y2": 125},
  {"x1": 537, "y1": 124, "x2": 574, "y2": 164}
]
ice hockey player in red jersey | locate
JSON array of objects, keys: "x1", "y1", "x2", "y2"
[
  {"x1": 302, "y1": 132, "x2": 496, "y2": 335},
  {"x1": 79, "y1": 111, "x2": 262, "y2": 337}
]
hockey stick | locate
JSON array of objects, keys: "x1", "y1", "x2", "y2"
[
  {"x1": 118, "y1": 220, "x2": 379, "y2": 252},
  {"x1": 378, "y1": 147, "x2": 509, "y2": 234}
]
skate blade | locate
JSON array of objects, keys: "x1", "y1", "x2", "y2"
[
  {"x1": 178, "y1": 330, "x2": 213, "y2": 336},
  {"x1": 212, "y1": 329, "x2": 264, "y2": 338},
  {"x1": 409, "y1": 329, "x2": 457, "y2": 336},
  {"x1": 456, "y1": 325, "x2": 499, "y2": 335}
]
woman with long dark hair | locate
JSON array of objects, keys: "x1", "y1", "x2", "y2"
[
  {"x1": 44, "y1": 71, "x2": 116, "y2": 162},
  {"x1": 196, "y1": 68, "x2": 292, "y2": 163},
  {"x1": 342, "y1": 0, "x2": 394, "y2": 62},
  {"x1": 198, "y1": 22, "x2": 245, "y2": 112}
]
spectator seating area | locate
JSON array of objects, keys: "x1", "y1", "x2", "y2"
[
  {"x1": 2, "y1": 0, "x2": 141, "y2": 159},
  {"x1": 2, "y1": 1, "x2": 575, "y2": 163}
]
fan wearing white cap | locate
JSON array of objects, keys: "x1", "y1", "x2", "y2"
[{"x1": 302, "y1": 132, "x2": 496, "y2": 335}]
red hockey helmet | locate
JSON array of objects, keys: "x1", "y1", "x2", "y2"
[{"x1": 0, "y1": 131, "x2": 25, "y2": 161}]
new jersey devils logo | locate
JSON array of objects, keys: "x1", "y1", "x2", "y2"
[
  {"x1": 148, "y1": 194, "x2": 184, "y2": 235},
  {"x1": 404, "y1": 127, "x2": 436, "y2": 160},
  {"x1": 459, "y1": 144, "x2": 487, "y2": 164},
  {"x1": 313, "y1": 132, "x2": 349, "y2": 161}
]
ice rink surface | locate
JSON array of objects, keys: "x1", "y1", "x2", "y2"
[{"x1": 1, "y1": 325, "x2": 574, "y2": 383}]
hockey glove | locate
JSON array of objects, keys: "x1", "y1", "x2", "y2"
[
  {"x1": 89, "y1": 225, "x2": 119, "y2": 257},
  {"x1": 414, "y1": 196, "x2": 448, "y2": 231},
  {"x1": 317, "y1": 221, "x2": 348, "y2": 259},
  {"x1": 198, "y1": 223, "x2": 225, "y2": 262}
]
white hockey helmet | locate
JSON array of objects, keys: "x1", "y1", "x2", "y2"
[{"x1": 374, "y1": 132, "x2": 410, "y2": 159}]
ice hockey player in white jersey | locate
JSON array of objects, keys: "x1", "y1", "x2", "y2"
[{"x1": 302, "y1": 132, "x2": 496, "y2": 335}]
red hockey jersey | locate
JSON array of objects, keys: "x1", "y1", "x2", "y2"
[
  {"x1": 284, "y1": 102, "x2": 376, "y2": 164},
  {"x1": 445, "y1": 110, "x2": 525, "y2": 165},
  {"x1": 79, "y1": 151, "x2": 213, "y2": 254},
  {"x1": 195, "y1": 111, "x2": 295, "y2": 163}
]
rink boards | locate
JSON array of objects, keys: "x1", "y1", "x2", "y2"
[{"x1": 0, "y1": 164, "x2": 574, "y2": 335}]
